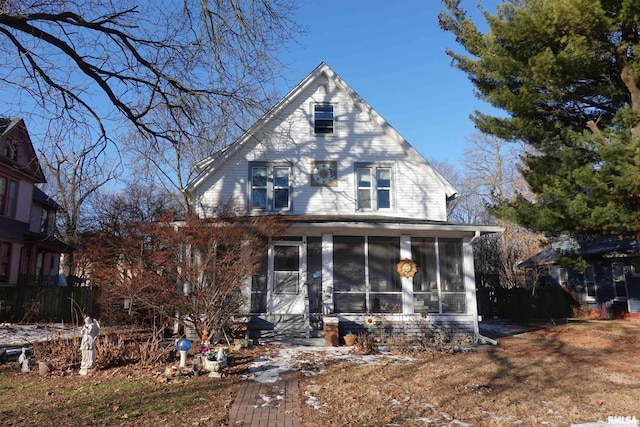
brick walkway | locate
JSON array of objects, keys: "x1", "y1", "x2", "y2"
[{"x1": 228, "y1": 371, "x2": 299, "y2": 426}]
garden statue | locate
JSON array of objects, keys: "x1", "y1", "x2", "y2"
[
  {"x1": 18, "y1": 347, "x2": 29, "y2": 373},
  {"x1": 79, "y1": 316, "x2": 100, "y2": 375}
]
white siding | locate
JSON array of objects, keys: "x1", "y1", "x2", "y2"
[{"x1": 196, "y1": 76, "x2": 450, "y2": 221}]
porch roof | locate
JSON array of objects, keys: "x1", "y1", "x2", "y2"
[
  {"x1": 278, "y1": 215, "x2": 503, "y2": 237},
  {"x1": 24, "y1": 231, "x2": 75, "y2": 253}
]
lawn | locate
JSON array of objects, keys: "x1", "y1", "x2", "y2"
[
  {"x1": 297, "y1": 320, "x2": 640, "y2": 426},
  {"x1": 1, "y1": 320, "x2": 639, "y2": 426}
]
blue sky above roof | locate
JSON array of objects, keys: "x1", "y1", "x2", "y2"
[{"x1": 279, "y1": 0, "x2": 502, "y2": 168}]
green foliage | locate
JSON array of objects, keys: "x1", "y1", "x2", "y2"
[{"x1": 440, "y1": 0, "x2": 640, "y2": 238}]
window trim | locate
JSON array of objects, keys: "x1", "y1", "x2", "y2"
[
  {"x1": 249, "y1": 162, "x2": 292, "y2": 212},
  {"x1": 355, "y1": 163, "x2": 393, "y2": 212}
]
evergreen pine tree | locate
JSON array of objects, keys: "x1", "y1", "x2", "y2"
[{"x1": 440, "y1": 0, "x2": 640, "y2": 239}]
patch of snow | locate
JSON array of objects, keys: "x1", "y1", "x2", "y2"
[
  {"x1": 0, "y1": 323, "x2": 78, "y2": 348},
  {"x1": 244, "y1": 345, "x2": 414, "y2": 383},
  {"x1": 306, "y1": 395, "x2": 328, "y2": 411}
]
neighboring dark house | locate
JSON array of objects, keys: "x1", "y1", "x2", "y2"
[
  {"x1": 0, "y1": 118, "x2": 72, "y2": 288},
  {"x1": 520, "y1": 236, "x2": 640, "y2": 320}
]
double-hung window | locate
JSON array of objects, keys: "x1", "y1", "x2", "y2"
[
  {"x1": 250, "y1": 163, "x2": 292, "y2": 212},
  {"x1": 584, "y1": 266, "x2": 596, "y2": 300},
  {"x1": 313, "y1": 103, "x2": 334, "y2": 134},
  {"x1": 0, "y1": 176, "x2": 18, "y2": 218},
  {"x1": 356, "y1": 165, "x2": 392, "y2": 211},
  {"x1": 612, "y1": 262, "x2": 627, "y2": 299},
  {"x1": 4, "y1": 140, "x2": 18, "y2": 161},
  {"x1": 41, "y1": 208, "x2": 50, "y2": 233}
]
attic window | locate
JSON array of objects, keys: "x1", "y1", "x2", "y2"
[
  {"x1": 4, "y1": 140, "x2": 18, "y2": 161},
  {"x1": 314, "y1": 104, "x2": 334, "y2": 134}
]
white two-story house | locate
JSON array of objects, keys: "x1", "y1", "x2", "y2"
[
  {"x1": 0, "y1": 118, "x2": 71, "y2": 290},
  {"x1": 185, "y1": 63, "x2": 501, "y2": 341}
]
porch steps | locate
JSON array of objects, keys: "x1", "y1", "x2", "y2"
[{"x1": 248, "y1": 314, "x2": 323, "y2": 341}]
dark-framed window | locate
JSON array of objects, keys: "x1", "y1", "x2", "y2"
[
  {"x1": 273, "y1": 244, "x2": 300, "y2": 294},
  {"x1": 584, "y1": 266, "x2": 596, "y2": 300},
  {"x1": 411, "y1": 237, "x2": 466, "y2": 314},
  {"x1": 0, "y1": 176, "x2": 18, "y2": 218},
  {"x1": 40, "y1": 208, "x2": 50, "y2": 233},
  {"x1": 333, "y1": 236, "x2": 401, "y2": 314},
  {"x1": 612, "y1": 262, "x2": 627, "y2": 299},
  {"x1": 314, "y1": 103, "x2": 334, "y2": 134},
  {"x1": 249, "y1": 162, "x2": 291, "y2": 212},
  {"x1": 4, "y1": 139, "x2": 18, "y2": 161},
  {"x1": 0, "y1": 241, "x2": 11, "y2": 282}
]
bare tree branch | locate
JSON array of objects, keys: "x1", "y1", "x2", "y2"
[{"x1": 1, "y1": 0, "x2": 302, "y2": 148}]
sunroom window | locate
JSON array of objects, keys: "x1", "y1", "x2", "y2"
[
  {"x1": 333, "y1": 236, "x2": 401, "y2": 314},
  {"x1": 411, "y1": 237, "x2": 465, "y2": 314}
]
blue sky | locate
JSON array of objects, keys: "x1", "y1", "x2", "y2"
[{"x1": 279, "y1": 0, "x2": 501, "y2": 166}]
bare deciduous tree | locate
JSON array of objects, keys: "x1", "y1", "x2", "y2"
[
  {"x1": 440, "y1": 133, "x2": 546, "y2": 290},
  {"x1": 37, "y1": 124, "x2": 121, "y2": 276},
  {"x1": 83, "y1": 187, "x2": 284, "y2": 336},
  {"x1": 1, "y1": 0, "x2": 302, "y2": 148}
]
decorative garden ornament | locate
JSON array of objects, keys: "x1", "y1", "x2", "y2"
[{"x1": 79, "y1": 316, "x2": 100, "y2": 375}]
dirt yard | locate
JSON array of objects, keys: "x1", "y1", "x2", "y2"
[{"x1": 1, "y1": 319, "x2": 639, "y2": 426}]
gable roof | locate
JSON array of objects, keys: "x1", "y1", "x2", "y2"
[
  {"x1": 0, "y1": 117, "x2": 46, "y2": 183},
  {"x1": 185, "y1": 62, "x2": 458, "y2": 199},
  {"x1": 519, "y1": 235, "x2": 640, "y2": 267},
  {"x1": 33, "y1": 186, "x2": 62, "y2": 210}
]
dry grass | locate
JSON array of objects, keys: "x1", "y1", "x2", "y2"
[
  {"x1": 297, "y1": 320, "x2": 640, "y2": 426},
  {"x1": 2, "y1": 320, "x2": 639, "y2": 426}
]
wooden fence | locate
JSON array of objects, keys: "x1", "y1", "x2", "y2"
[
  {"x1": 0, "y1": 286, "x2": 94, "y2": 323},
  {"x1": 477, "y1": 287, "x2": 578, "y2": 322}
]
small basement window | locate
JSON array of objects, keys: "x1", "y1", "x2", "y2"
[{"x1": 314, "y1": 104, "x2": 334, "y2": 134}]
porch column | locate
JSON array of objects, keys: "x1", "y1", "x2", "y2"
[
  {"x1": 462, "y1": 236, "x2": 479, "y2": 338},
  {"x1": 321, "y1": 233, "x2": 334, "y2": 314},
  {"x1": 400, "y1": 235, "x2": 413, "y2": 314}
]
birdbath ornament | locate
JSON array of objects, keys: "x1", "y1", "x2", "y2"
[{"x1": 177, "y1": 338, "x2": 191, "y2": 368}]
